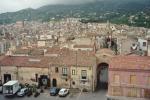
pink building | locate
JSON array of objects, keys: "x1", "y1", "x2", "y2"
[{"x1": 108, "y1": 55, "x2": 150, "y2": 99}]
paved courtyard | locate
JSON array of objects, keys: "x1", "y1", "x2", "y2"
[{"x1": 0, "y1": 90, "x2": 107, "y2": 100}]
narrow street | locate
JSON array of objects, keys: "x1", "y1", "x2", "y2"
[{"x1": 0, "y1": 90, "x2": 107, "y2": 100}]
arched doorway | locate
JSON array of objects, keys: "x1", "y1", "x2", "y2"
[
  {"x1": 4, "y1": 74, "x2": 11, "y2": 83},
  {"x1": 52, "y1": 79, "x2": 57, "y2": 87},
  {"x1": 96, "y1": 63, "x2": 109, "y2": 90},
  {"x1": 38, "y1": 75, "x2": 50, "y2": 87}
]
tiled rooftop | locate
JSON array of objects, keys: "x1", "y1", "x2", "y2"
[{"x1": 110, "y1": 55, "x2": 150, "y2": 70}]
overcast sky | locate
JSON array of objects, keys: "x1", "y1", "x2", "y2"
[{"x1": 0, "y1": 0, "x2": 97, "y2": 13}]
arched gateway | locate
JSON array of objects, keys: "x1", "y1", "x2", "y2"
[
  {"x1": 97, "y1": 63, "x2": 109, "y2": 90},
  {"x1": 95, "y1": 49, "x2": 114, "y2": 91}
]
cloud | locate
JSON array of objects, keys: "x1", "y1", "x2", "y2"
[{"x1": 0, "y1": 0, "x2": 141, "y2": 13}]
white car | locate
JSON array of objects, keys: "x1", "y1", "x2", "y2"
[
  {"x1": 58, "y1": 88, "x2": 69, "y2": 97},
  {"x1": 17, "y1": 88, "x2": 28, "y2": 97}
]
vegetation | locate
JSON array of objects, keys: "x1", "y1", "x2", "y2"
[{"x1": 0, "y1": 0, "x2": 150, "y2": 28}]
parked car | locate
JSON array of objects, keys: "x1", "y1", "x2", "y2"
[
  {"x1": 34, "y1": 91, "x2": 40, "y2": 97},
  {"x1": 0, "y1": 81, "x2": 2, "y2": 93},
  {"x1": 49, "y1": 87, "x2": 60, "y2": 96},
  {"x1": 17, "y1": 88, "x2": 28, "y2": 97},
  {"x1": 0, "y1": 85, "x2": 2, "y2": 93},
  {"x1": 27, "y1": 89, "x2": 33, "y2": 97},
  {"x1": 58, "y1": 88, "x2": 69, "y2": 97}
]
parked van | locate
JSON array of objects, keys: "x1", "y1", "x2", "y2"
[{"x1": 3, "y1": 80, "x2": 20, "y2": 96}]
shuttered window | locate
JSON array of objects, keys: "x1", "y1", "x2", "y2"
[
  {"x1": 112, "y1": 87, "x2": 122, "y2": 96},
  {"x1": 128, "y1": 88, "x2": 137, "y2": 97},
  {"x1": 130, "y1": 75, "x2": 136, "y2": 84},
  {"x1": 113, "y1": 75, "x2": 120, "y2": 83},
  {"x1": 72, "y1": 69, "x2": 76, "y2": 75},
  {"x1": 62, "y1": 68, "x2": 67, "y2": 76},
  {"x1": 81, "y1": 70, "x2": 87, "y2": 79},
  {"x1": 148, "y1": 77, "x2": 150, "y2": 85}
]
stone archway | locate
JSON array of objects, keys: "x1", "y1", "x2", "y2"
[
  {"x1": 96, "y1": 63, "x2": 109, "y2": 90},
  {"x1": 95, "y1": 49, "x2": 114, "y2": 91}
]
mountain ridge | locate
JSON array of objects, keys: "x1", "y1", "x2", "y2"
[{"x1": 0, "y1": 0, "x2": 150, "y2": 27}]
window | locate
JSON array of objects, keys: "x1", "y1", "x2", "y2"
[
  {"x1": 55, "y1": 67, "x2": 59, "y2": 73},
  {"x1": 143, "y1": 42, "x2": 146, "y2": 46},
  {"x1": 130, "y1": 75, "x2": 136, "y2": 84},
  {"x1": 72, "y1": 69, "x2": 76, "y2": 75},
  {"x1": 148, "y1": 77, "x2": 150, "y2": 85},
  {"x1": 0, "y1": 80, "x2": 2, "y2": 86},
  {"x1": 72, "y1": 81, "x2": 75, "y2": 85},
  {"x1": 81, "y1": 70, "x2": 87, "y2": 79},
  {"x1": 62, "y1": 68, "x2": 67, "y2": 76},
  {"x1": 113, "y1": 75, "x2": 120, "y2": 83},
  {"x1": 112, "y1": 87, "x2": 122, "y2": 96},
  {"x1": 128, "y1": 88, "x2": 137, "y2": 97}
]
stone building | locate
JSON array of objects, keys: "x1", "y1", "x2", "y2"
[
  {"x1": 0, "y1": 56, "x2": 51, "y2": 87},
  {"x1": 49, "y1": 50, "x2": 96, "y2": 91},
  {"x1": 0, "y1": 49, "x2": 97, "y2": 91},
  {"x1": 108, "y1": 55, "x2": 150, "y2": 99}
]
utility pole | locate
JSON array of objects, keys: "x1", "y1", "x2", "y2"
[{"x1": 76, "y1": 51, "x2": 77, "y2": 75}]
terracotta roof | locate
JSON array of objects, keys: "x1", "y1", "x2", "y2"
[
  {"x1": 30, "y1": 49, "x2": 44, "y2": 56},
  {"x1": 110, "y1": 55, "x2": 150, "y2": 70},
  {"x1": 73, "y1": 45, "x2": 93, "y2": 48},
  {"x1": 22, "y1": 56, "x2": 50, "y2": 68},
  {"x1": 45, "y1": 47, "x2": 61, "y2": 54},
  {"x1": 14, "y1": 48, "x2": 30, "y2": 55},
  {"x1": 0, "y1": 49, "x2": 96, "y2": 68},
  {"x1": 0, "y1": 56, "x2": 28, "y2": 67},
  {"x1": 0, "y1": 56, "x2": 50, "y2": 68},
  {"x1": 50, "y1": 50, "x2": 96, "y2": 67}
]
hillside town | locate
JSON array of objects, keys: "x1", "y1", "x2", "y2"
[{"x1": 0, "y1": 18, "x2": 150, "y2": 100}]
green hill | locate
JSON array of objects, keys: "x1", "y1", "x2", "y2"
[{"x1": 0, "y1": 0, "x2": 150, "y2": 27}]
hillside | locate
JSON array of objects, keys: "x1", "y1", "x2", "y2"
[{"x1": 0, "y1": 0, "x2": 150, "y2": 27}]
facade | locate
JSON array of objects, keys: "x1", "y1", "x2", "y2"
[
  {"x1": 49, "y1": 50, "x2": 96, "y2": 91},
  {"x1": 0, "y1": 49, "x2": 96, "y2": 91},
  {"x1": 108, "y1": 55, "x2": 150, "y2": 99},
  {"x1": 0, "y1": 39, "x2": 11, "y2": 55},
  {"x1": 37, "y1": 34, "x2": 57, "y2": 47},
  {"x1": 138, "y1": 38, "x2": 148, "y2": 51},
  {"x1": 0, "y1": 56, "x2": 50, "y2": 87}
]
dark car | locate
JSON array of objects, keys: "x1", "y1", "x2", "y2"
[
  {"x1": 34, "y1": 91, "x2": 40, "y2": 97},
  {"x1": 27, "y1": 90, "x2": 33, "y2": 97},
  {"x1": 0, "y1": 85, "x2": 2, "y2": 93},
  {"x1": 50, "y1": 87, "x2": 60, "y2": 96},
  {"x1": 0, "y1": 81, "x2": 2, "y2": 93}
]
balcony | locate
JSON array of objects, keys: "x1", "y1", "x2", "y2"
[
  {"x1": 79, "y1": 76, "x2": 89, "y2": 82},
  {"x1": 61, "y1": 74, "x2": 68, "y2": 79}
]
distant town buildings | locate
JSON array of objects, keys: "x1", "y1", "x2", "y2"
[{"x1": 0, "y1": 18, "x2": 150, "y2": 99}]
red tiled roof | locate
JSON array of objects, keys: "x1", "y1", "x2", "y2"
[
  {"x1": 50, "y1": 50, "x2": 96, "y2": 67},
  {"x1": 0, "y1": 56, "x2": 28, "y2": 67},
  {"x1": 73, "y1": 45, "x2": 93, "y2": 48},
  {"x1": 46, "y1": 46, "x2": 61, "y2": 54},
  {"x1": 0, "y1": 50, "x2": 96, "y2": 68},
  {"x1": 110, "y1": 55, "x2": 150, "y2": 70},
  {"x1": 0, "y1": 56, "x2": 50, "y2": 68}
]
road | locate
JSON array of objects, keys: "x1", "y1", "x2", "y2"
[{"x1": 0, "y1": 90, "x2": 107, "y2": 100}]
